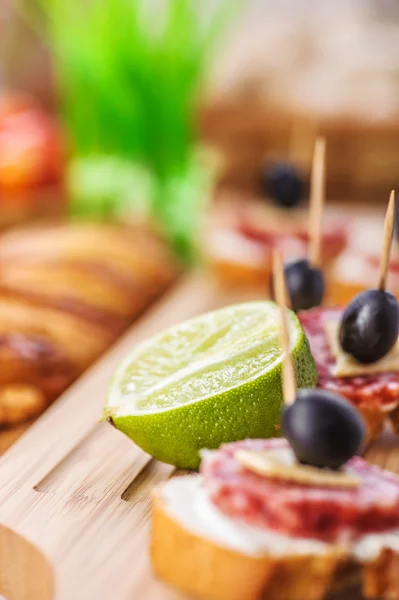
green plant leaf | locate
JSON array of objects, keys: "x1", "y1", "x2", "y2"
[{"x1": 28, "y1": 0, "x2": 239, "y2": 263}]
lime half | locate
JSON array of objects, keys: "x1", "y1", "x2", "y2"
[{"x1": 104, "y1": 301, "x2": 317, "y2": 468}]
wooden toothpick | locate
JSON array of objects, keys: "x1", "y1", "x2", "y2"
[
  {"x1": 308, "y1": 137, "x2": 326, "y2": 268},
  {"x1": 272, "y1": 250, "x2": 297, "y2": 406},
  {"x1": 287, "y1": 115, "x2": 317, "y2": 169},
  {"x1": 378, "y1": 190, "x2": 396, "y2": 291}
]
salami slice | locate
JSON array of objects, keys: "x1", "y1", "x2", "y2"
[
  {"x1": 299, "y1": 307, "x2": 399, "y2": 410},
  {"x1": 237, "y1": 202, "x2": 348, "y2": 265},
  {"x1": 201, "y1": 439, "x2": 399, "y2": 544},
  {"x1": 208, "y1": 200, "x2": 348, "y2": 286},
  {"x1": 239, "y1": 215, "x2": 347, "y2": 265}
]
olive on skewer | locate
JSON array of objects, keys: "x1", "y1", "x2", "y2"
[
  {"x1": 283, "y1": 258, "x2": 324, "y2": 312},
  {"x1": 271, "y1": 138, "x2": 326, "y2": 312},
  {"x1": 283, "y1": 389, "x2": 366, "y2": 469},
  {"x1": 273, "y1": 251, "x2": 366, "y2": 470},
  {"x1": 260, "y1": 161, "x2": 304, "y2": 208},
  {"x1": 339, "y1": 192, "x2": 399, "y2": 364}
]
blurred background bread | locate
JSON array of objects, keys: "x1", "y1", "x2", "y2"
[{"x1": 0, "y1": 222, "x2": 177, "y2": 425}]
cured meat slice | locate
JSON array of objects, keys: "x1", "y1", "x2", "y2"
[
  {"x1": 299, "y1": 308, "x2": 399, "y2": 418},
  {"x1": 238, "y1": 209, "x2": 347, "y2": 265},
  {"x1": 201, "y1": 439, "x2": 399, "y2": 544},
  {"x1": 208, "y1": 198, "x2": 348, "y2": 286}
]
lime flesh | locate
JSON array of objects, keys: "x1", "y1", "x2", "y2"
[{"x1": 105, "y1": 301, "x2": 317, "y2": 469}]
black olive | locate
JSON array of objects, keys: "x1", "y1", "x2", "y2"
[
  {"x1": 271, "y1": 258, "x2": 324, "y2": 312},
  {"x1": 339, "y1": 289, "x2": 399, "y2": 363},
  {"x1": 260, "y1": 162, "x2": 304, "y2": 208},
  {"x1": 283, "y1": 389, "x2": 366, "y2": 470}
]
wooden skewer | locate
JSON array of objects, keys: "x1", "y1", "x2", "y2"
[
  {"x1": 378, "y1": 190, "x2": 396, "y2": 291},
  {"x1": 272, "y1": 250, "x2": 297, "y2": 406},
  {"x1": 287, "y1": 115, "x2": 317, "y2": 169},
  {"x1": 308, "y1": 137, "x2": 326, "y2": 268}
]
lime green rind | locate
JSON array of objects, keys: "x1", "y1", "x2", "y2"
[
  {"x1": 106, "y1": 302, "x2": 317, "y2": 469},
  {"x1": 111, "y1": 333, "x2": 316, "y2": 469}
]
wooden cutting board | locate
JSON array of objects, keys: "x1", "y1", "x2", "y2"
[
  {"x1": 0, "y1": 272, "x2": 397, "y2": 600},
  {"x1": 0, "y1": 422, "x2": 31, "y2": 456}
]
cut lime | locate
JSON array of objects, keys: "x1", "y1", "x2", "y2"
[{"x1": 104, "y1": 301, "x2": 317, "y2": 469}]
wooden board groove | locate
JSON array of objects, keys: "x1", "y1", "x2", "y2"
[
  {"x1": 33, "y1": 423, "x2": 149, "y2": 503},
  {"x1": 121, "y1": 459, "x2": 174, "y2": 503},
  {"x1": 33, "y1": 423, "x2": 102, "y2": 493}
]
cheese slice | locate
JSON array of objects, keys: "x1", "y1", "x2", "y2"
[
  {"x1": 325, "y1": 321, "x2": 399, "y2": 377},
  {"x1": 235, "y1": 448, "x2": 360, "y2": 488}
]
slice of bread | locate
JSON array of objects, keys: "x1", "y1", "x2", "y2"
[
  {"x1": 151, "y1": 476, "x2": 399, "y2": 600},
  {"x1": 358, "y1": 404, "x2": 389, "y2": 445}
]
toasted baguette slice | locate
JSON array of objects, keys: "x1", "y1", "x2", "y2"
[
  {"x1": 330, "y1": 249, "x2": 399, "y2": 307},
  {"x1": 358, "y1": 405, "x2": 389, "y2": 444},
  {"x1": 151, "y1": 476, "x2": 399, "y2": 600},
  {"x1": 207, "y1": 198, "x2": 347, "y2": 289}
]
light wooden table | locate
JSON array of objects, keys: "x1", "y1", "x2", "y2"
[{"x1": 0, "y1": 272, "x2": 396, "y2": 600}]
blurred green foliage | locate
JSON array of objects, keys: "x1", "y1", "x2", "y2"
[{"x1": 31, "y1": 0, "x2": 236, "y2": 263}]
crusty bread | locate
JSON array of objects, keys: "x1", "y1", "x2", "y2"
[
  {"x1": 327, "y1": 278, "x2": 367, "y2": 308},
  {"x1": 0, "y1": 222, "x2": 177, "y2": 425},
  {"x1": 151, "y1": 476, "x2": 399, "y2": 600},
  {"x1": 328, "y1": 257, "x2": 378, "y2": 308},
  {"x1": 390, "y1": 406, "x2": 399, "y2": 436},
  {"x1": 329, "y1": 247, "x2": 399, "y2": 307},
  {"x1": 358, "y1": 405, "x2": 388, "y2": 445}
]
